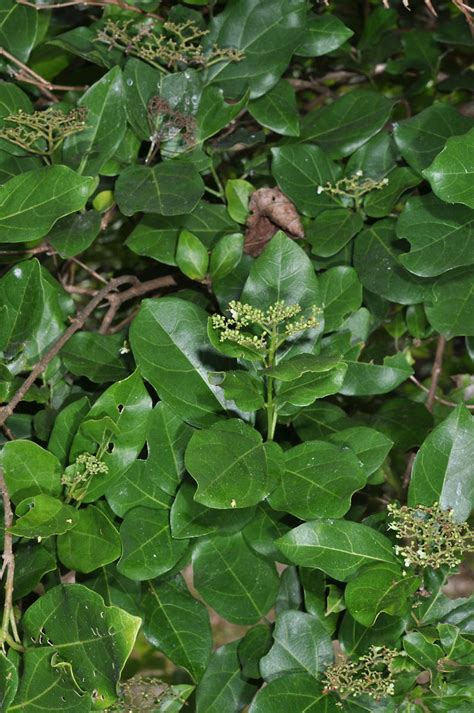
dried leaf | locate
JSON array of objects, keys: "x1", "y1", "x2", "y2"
[{"x1": 244, "y1": 187, "x2": 304, "y2": 256}]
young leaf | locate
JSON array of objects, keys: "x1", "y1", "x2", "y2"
[
  {"x1": 176, "y1": 229, "x2": 209, "y2": 280},
  {"x1": 423, "y1": 128, "x2": 474, "y2": 209}
]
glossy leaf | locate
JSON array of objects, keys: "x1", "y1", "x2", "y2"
[
  {"x1": 0, "y1": 652, "x2": 18, "y2": 711},
  {"x1": 176, "y1": 229, "x2": 209, "y2": 280},
  {"x1": 141, "y1": 577, "x2": 212, "y2": 681},
  {"x1": 249, "y1": 673, "x2": 339, "y2": 712},
  {"x1": 268, "y1": 440, "x2": 366, "y2": 520},
  {"x1": 341, "y1": 350, "x2": 413, "y2": 396},
  {"x1": 425, "y1": 267, "x2": 474, "y2": 338},
  {"x1": 408, "y1": 406, "x2": 474, "y2": 522},
  {"x1": 0, "y1": 259, "x2": 44, "y2": 354},
  {"x1": 193, "y1": 532, "x2": 279, "y2": 624},
  {"x1": 195, "y1": 641, "x2": 257, "y2": 713},
  {"x1": 260, "y1": 610, "x2": 333, "y2": 680},
  {"x1": 130, "y1": 297, "x2": 228, "y2": 426},
  {"x1": 106, "y1": 460, "x2": 172, "y2": 518},
  {"x1": 307, "y1": 209, "x2": 363, "y2": 258},
  {"x1": 249, "y1": 80, "x2": 299, "y2": 136},
  {"x1": 10, "y1": 494, "x2": 79, "y2": 538},
  {"x1": 13, "y1": 542, "x2": 57, "y2": 600},
  {"x1": 277, "y1": 519, "x2": 398, "y2": 581},
  {"x1": 57, "y1": 505, "x2": 121, "y2": 573},
  {"x1": 62, "y1": 332, "x2": 128, "y2": 383},
  {"x1": 319, "y1": 266, "x2": 363, "y2": 331},
  {"x1": 1, "y1": 440, "x2": 62, "y2": 505},
  {"x1": 48, "y1": 210, "x2": 101, "y2": 258},
  {"x1": 327, "y1": 426, "x2": 393, "y2": 476},
  {"x1": 423, "y1": 128, "x2": 474, "y2": 209},
  {"x1": 146, "y1": 402, "x2": 194, "y2": 496},
  {"x1": 22, "y1": 584, "x2": 141, "y2": 708},
  {"x1": 296, "y1": 13, "x2": 353, "y2": 57},
  {"x1": 0, "y1": 166, "x2": 97, "y2": 243},
  {"x1": 0, "y1": 0, "x2": 38, "y2": 61},
  {"x1": 364, "y1": 167, "x2": 420, "y2": 218},
  {"x1": 117, "y1": 506, "x2": 189, "y2": 581},
  {"x1": 115, "y1": 162, "x2": 204, "y2": 217}
]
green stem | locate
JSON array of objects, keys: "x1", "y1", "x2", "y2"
[
  {"x1": 265, "y1": 326, "x2": 278, "y2": 441},
  {"x1": 209, "y1": 162, "x2": 224, "y2": 196}
]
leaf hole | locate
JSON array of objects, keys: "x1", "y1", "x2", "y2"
[
  {"x1": 117, "y1": 403, "x2": 124, "y2": 413},
  {"x1": 107, "y1": 442, "x2": 115, "y2": 454}
]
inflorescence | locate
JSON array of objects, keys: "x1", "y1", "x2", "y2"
[
  {"x1": 317, "y1": 170, "x2": 389, "y2": 204},
  {"x1": 211, "y1": 300, "x2": 321, "y2": 354},
  {"x1": 0, "y1": 107, "x2": 87, "y2": 160},
  {"x1": 388, "y1": 502, "x2": 474, "y2": 570},
  {"x1": 62, "y1": 453, "x2": 109, "y2": 504},
  {"x1": 96, "y1": 19, "x2": 244, "y2": 71},
  {"x1": 324, "y1": 646, "x2": 398, "y2": 701}
]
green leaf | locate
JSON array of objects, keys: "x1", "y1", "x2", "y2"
[
  {"x1": 271, "y1": 145, "x2": 339, "y2": 217},
  {"x1": 293, "y1": 401, "x2": 350, "y2": 441},
  {"x1": 423, "y1": 127, "x2": 474, "y2": 209},
  {"x1": 0, "y1": 165, "x2": 97, "y2": 243},
  {"x1": 22, "y1": 584, "x2": 141, "y2": 708},
  {"x1": 394, "y1": 103, "x2": 473, "y2": 173},
  {"x1": 84, "y1": 565, "x2": 141, "y2": 617},
  {"x1": 62, "y1": 332, "x2": 128, "y2": 383},
  {"x1": 141, "y1": 577, "x2": 212, "y2": 682},
  {"x1": 146, "y1": 402, "x2": 193, "y2": 497},
  {"x1": 397, "y1": 195, "x2": 474, "y2": 277},
  {"x1": 319, "y1": 266, "x2": 363, "y2": 331},
  {"x1": 193, "y1": 532, "x2": 279, "y2": 624},
  {"x1": 238, "y1": 624, "x2": 273, "y2": 679},
  {"x1": 403, "y1": 631, "x2": 444, "y2": 670},
  {"x1": 57, "y1": 505, "x2": 121, "y2": 573},
  {"x1": 210, "y1": 232, "x2": 244, "y2": 280},
  {"x1": 371, "y1": 398, "x2": 433, "y2": 451},
  {"x1": 206, "y1": 0, "x2": 308, "y2": 100},
  {"x1": 48, "y1": 210, "x2": 102, "y2": 258},
  {"x1": 10, "y1": 494, "x2": 79, "y2": 538},
  {"x1": 296, "y1": 13, "x2": 353, "y2": 57},
  {"x1": 117, "y1": 506, "x2": 189, "y2": 581},
  {"x1": 48, "y1": 397, "x2": 90, "y2": 466},
  {"x1": 195, "y1": 641, "x2": 257, "y2": 713},
  {"x1": 0, "y1": 0, "x2": 38, "y2": 61},
  {"x1": 123, "y1": 58, "x2": 163, "y2": 140},
  {"x1": 225, "y1": 179, "x2": 254, "y2": 224},
  {"x1": 13, "y1": 542, "x2": 57, "y2": 600},
  {"x1": 185, "y1": 419, "x2": 281, "y2": 509},
  {"x1": 341, "y1": 350, "x2": 413, "y2": 396},
  {"x1": 354, "y1": 219, "x2": 430, "y2": 304},
  {"x1": 243, "y1": 504, "x2": 289, "y2": 561},
  {"x1": 277, "y1": 519, "x2": 398, "y2": 581},
  {"x1": 249, "y1": 673, "x2": 339, "y2": 712},
  {"x1": 438, "y1": 623, "x2": 474, "y2": 664},
  {"x1": 1, "y1": 440, "x2": 62, "y2": 505},
  {"x1": 364, "y1": 167, "x2": 421, "y2": 218},
  {"x1": 425, "y1": 267, "x2": 474, "y2": 338},
  {"x1": 130, "y1": 297, "x2": 229, "y2": 426},
  {"x1": 197, "y1": 85, "x2": 248, "y2": 142},
  {"x1": 306, "y1": 209, "x2": 363, "y2": 258},
  {"x1": 106, "y1": 460, "x2": 172, "y2": 518},
  {"x1": 70, "y1": 370, "x2": 152, "y2": 501},
  {"x1": 339, "y1": 612, "x2": 408, "y2": 656},
  {"x1": 0, "y1": 651, "x2": 18, "y2": 711},
  {"x1": 115, "y1": 162, "x2": 204, "y2": 217},
  {"x1": 249, "y1": 80, "x2": 299, "y2": 137},
  {"x1": 63, "y1": 66, "x2": 126, "y2": 176},
  {"x1": 345, "y1": 563, "x2": 419, "y2": 627},
  {"x1": 260, "y1": 610, "x2": 333, "y2": 680},
  {"x1": 268, "y1": 353, "x2": 346, "y2": 408},
  {"x1": 8, "y1": 648, "x2": 89, "y2": 712},
  {"x1": 176, "y1": 229, "x2": 209, "y2": 280},
  {"x1": 408, "y1": 406, "x2": 474, "y2": 522},
  {"x1": 210, "y1": 370, "x2": 265, "y2": 411},
  {"x1": 268, "y1": 440, "x2": 366, "y2": 520},
  {"x1": 170, "y1": 479, "x2": 255, "y2": 539},
  {"x1": 300, "y1": 90, "x2": 393, "y2": 159},
  {"x1": 241, "y1": 231, "x2": 320, "y2": 312},
  {"x1": 0, "y1": 259, "x2": 44, "y2": 354},
  {"x1": 346, "y1": 132, "x2": 399, "y2": 180},
  {"x1": 327, "y1": 426, "x2": 393, "y2": 477}
]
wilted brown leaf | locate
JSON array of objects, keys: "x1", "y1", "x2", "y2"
[{"x1": 244, "y1": 187, "x2": 304, "y2": 256}]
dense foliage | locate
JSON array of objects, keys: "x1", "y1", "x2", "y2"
[{"x1": 0, "y1": 0, "x2": 473, "y2": 711}]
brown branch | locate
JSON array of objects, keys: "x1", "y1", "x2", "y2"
[
  {"x1": 0, "y1": 423, "x2": 15, "y2": 441},
  {"x1": 15, "y1": 0, "x2": 163, "y2": 19},
  {"x1": 99, "y1": 275, "x2": 177, "y2": 334},
  {"x1": 0, "y1": 468, "x2": 16, "y2": 646},
  {"x1": 426, "y1": 335, "x2": 446, "y2": 412},
  {"x1": 409, "y1": 375, "x2": 474, "y2": 411},
  {"x1": 0, "y1": 275, "x2": 136, "y2": 428},
  {"x1": 0, "y1": 47, "x2": 86, "y2": 103}
]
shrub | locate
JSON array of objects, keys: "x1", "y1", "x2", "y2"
[{"x1": 0, "y1": 1, "x2": 473, "y2": 711}]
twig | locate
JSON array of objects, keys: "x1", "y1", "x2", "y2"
[
  {"x1": 409, "y1": 375, "x2": 474, "y2": 411},
  {"x1": 0, "y1": 468, "x2": 17, "y2": 647},
  {"x1": 99, "y1": 275, "x2": 176, "y2": 334},
  {"x1": 70, "y1": 257, "x2": 108, "y2": 285},
  {"x1": 107, "y1": 310, "x2": 139, "y2": 334},
  {"x1": 15, "y1": 0, "x2": 163, "y2": 19},
  {"x1": 426, "y1": 335, "x2": 446, "y2": 412},
  {"x1": 402, "y1": 452, "x2": 417, "y2": 491},
  {"x1": 0, "y1": 243, "x2": 54, "y2": 256},
  {"x1": 0, "y1": 423, "x2": 15, "y2": 441},
  {"x1": 0, "y1": 275, "x2": 136, "y2": 428},
  {"x1": 0, "y1": 47, "x2": 86, "y2": 103}
]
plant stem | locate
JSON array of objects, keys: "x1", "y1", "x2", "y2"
[
  {"x1": 265, "y1": 326, "x2": 278, "y2": 441},
  {"x1": 0, "y1": 468, "x2": 15, "y2": 649}
]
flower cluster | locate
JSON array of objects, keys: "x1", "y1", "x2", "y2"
[
  {"x1": 62, "y1": 453, "x2": 109, "y2": 503},
  {"x1": 324, "y1": 646, "x2": 398, "y2": 701},
  {"x1": 211, "y1": 300, "x2": 321, "y2": 354},
  {"x1": 0, "y1": 107, "x2": 87, "y2": 159},
  {"x1": 317, "y1": 171, "x2": 389, "y2": 203},
  {"x1": 96, "y1": 19, "x2": 243, "y2": 71},
  {"x1": 104, "y1": 674, "x2": 187, "y2": 712},
  {"x1": 388, "y1": 502, "x2": 474, "y2": 570}
]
